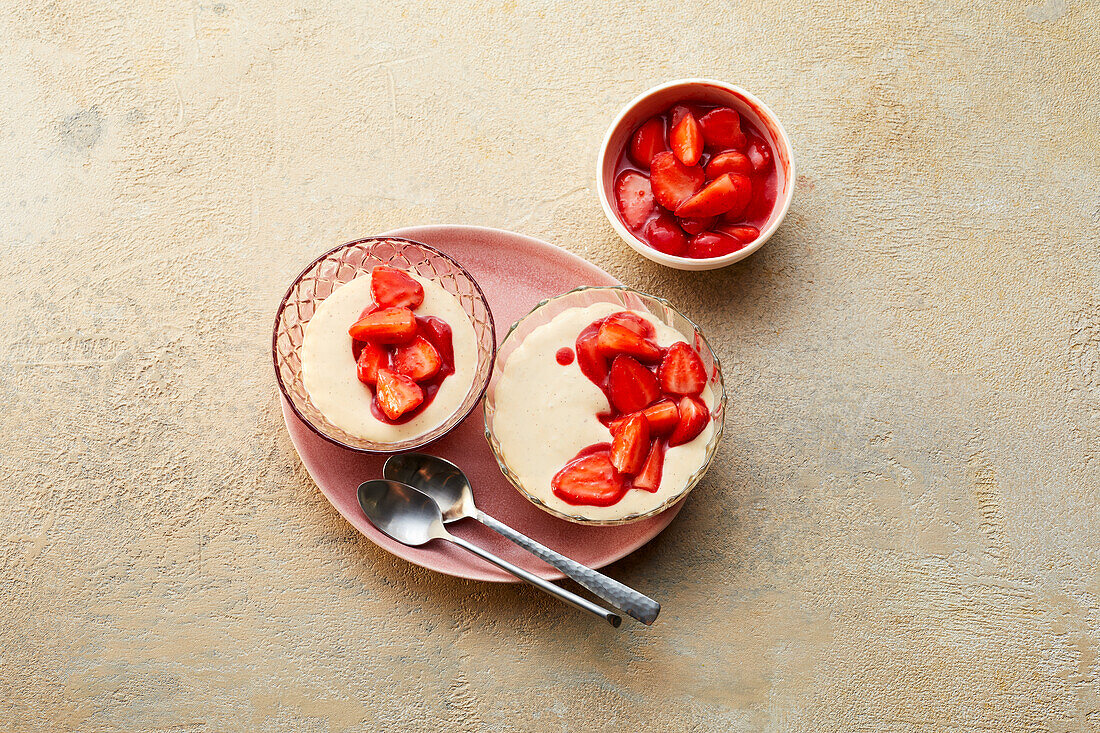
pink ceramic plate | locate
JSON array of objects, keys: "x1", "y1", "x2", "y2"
[{"x1": 280, "y1": 225, "x2": 685, "y2": 582}]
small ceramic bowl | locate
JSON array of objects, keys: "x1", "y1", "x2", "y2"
[
  {"x1": 483, "y1": 286, "x2": 725, "y2": 525},
  {"x1": 596, "y1": 79, "x2": 796, "y2": 271},
  {"x1": 273, "y1": 237, "x2": 496, "y2": 454}
]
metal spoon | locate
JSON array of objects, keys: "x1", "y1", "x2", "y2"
[
  {"x1": 383, "y1": 453, "x2": 660, "y2": 625},
  {"x1": 356, "y1": 479, "x2": 622, "y2": 627}
]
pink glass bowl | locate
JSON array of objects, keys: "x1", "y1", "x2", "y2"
[
  {"x1": 484, "y1": 286, "x2": 726, "y2": 525},
  {"x1": 273, "y1": 237, "x2": 496, "y2": 454}
]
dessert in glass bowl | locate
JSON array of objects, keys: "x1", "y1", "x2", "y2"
[
  {"x1": 273, "y1": 237, "x2": 496, "y2": 453},
  {"x1": 485, "y1": 287, "x2": 724, "y2": 524}
]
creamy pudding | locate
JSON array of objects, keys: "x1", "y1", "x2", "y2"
[
  {"x1": 301, "y1": 268, "x2": 478, "y2": 443},
  {"x1": 492, "y1": 302, "x2": 716, "y2": 522}
]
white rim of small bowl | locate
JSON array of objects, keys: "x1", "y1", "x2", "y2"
[
  {"x1": 595, "y1": 78, "x2": 796, "y2": 271},
  {"x1": 483, "y1": 285, "x2": 726, "y2": 525}
]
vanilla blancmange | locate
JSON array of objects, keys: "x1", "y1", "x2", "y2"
[{"x1": 301, "y1": 271, "x2": 478, "y2": 443}]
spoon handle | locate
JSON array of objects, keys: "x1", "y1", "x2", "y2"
[
  {"x1": 476, "y1": 510, "x2": 660, "y2": 625},
  {"x1": 444, "y1": 534, "x2": 622, "y2": 627}
]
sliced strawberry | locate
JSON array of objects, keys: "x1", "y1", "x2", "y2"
[
  {"x1": 348, "y1": 306, "x2": 417, "y2": 344},
  {"x1": 632, "y1": 441, "x2": 665, "y2": 492},
  {"x1": 678, "y1": 215, "x2": 716, "y2": 235},
  {"x1": 642, "y1": 399, "x2": 680, "y2": 436},
  {"x1": 597, "y1": 321, "x2": 661, "y2": 362},
  {"x1": 551, "y1": 451, "x2": 626, "y2": 507},
  {"x1": 628, "y1": 116, "x2": 667, "y2": 169},
  {"x1": 375, "y1": 368, "x2": 424, "y2": 420},
  {"x1": 649, "y1": 151, "x2": 705, "y2": 211},
  {"x1": 706, "y1": 150, "x2": 752, "y2": 180},
  {"x1": 658, "y1": 342, "x2": 707, "y2": 396},
  {"x1": 714, "y1": 224, "x2": 760, "y2": 244},
  {"x1": 698, "y1": 107, "x2": 746, "y2": 150},
  {"x1": 614, "y1": 170, "x2": 656, "y2": 231},
  {"x1": 670, "y1": 113, "x2": 703, "y2": 166},
  {"x1": 605, "y1": 311, "x2": 655, "y2": 338},
  {"x1": 668, "y1": 104, "x2": 696, "y2": 128},
  {"x1": 575, "y1": 322, "x2": 609, "y2": 385},
  {"x1": 610, "y1": 413, "x2": 650, "y2": 475},
  {"x1": 371, "y1": 266, "x2": 424, "y2": 310},
  {"x1": 643, "y1": 212, "x2": 689, "y2": 257},
  {"x1": 668, "y1": 395, "x2": 709, "y2": 447},
  {"x1": 746, "y1": 136, "x2": 772, "y2": 172},
  {"x1": 675, "y1": 173, "x2": 752, "y2": 218},
  {"x1": 607, "y1": 355, "x2": 660, "y2": 414},
  {"x1": 355, "y1": 340, "x2": 388, "y2": 386},
  {"x1": 391, "y1": 336, "x2": 442, "y2": 382},
  {"x1": 687, "y1": 231, "x2": 744, "y2": 259}
]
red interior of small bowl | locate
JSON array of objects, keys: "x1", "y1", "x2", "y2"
[{"x1": 599, "y1": 80, "x2": 794, "y2": 248}]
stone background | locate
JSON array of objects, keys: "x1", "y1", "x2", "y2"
[{"x1": 2, "y1": 1, "x2": 1098, "y2": 730}]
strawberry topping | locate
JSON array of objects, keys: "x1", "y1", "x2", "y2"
[
  {"x1": 597, "y1": 321, "x2": 662, "y2": 362},
  {"x1": 610, "y1": 413, "x2": 650, "y2": 475},
  {"x1": 356, "y1": 340, "x2": 387, "y2": 386},
  {"x1": 632, "y1": 441, "x2": 665, "y2": 493},
  {"x1": 348, "y1": 307, "x2": 417, "y2": 344},
  {"x1": 658, "y1": 341, "x2": 707, "y2": 396},
  {"x1": 675, "y1": 173, "x2": 752, "y2": 219},
  {"x1": 392, "y1": 336, "x2": 443, "y2": 382},
  {"x1": 551, "y1": 450, "x2": 627, "y2": 507},
  {"x1": 375, "y1": 368, "x2": 424, "y2": 421},
  {"x1": 607, "y1": 355, "x2": 660, "y2": 414},
  {"x1": 697, "y1": 107, "x2": 746, "y2": 150},
  {"x1": 668, "y1": 395, "x2": 709, "y2": 447},
  {"x1": 371, "y1": 266, "x2": 424, "y2": 310}
]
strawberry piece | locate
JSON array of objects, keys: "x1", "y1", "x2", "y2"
[
  {"x1": 417, "y1": 316, "x2": 454, "y2": 367},
  {"x1": 348, "y1": 306, "x2": 417, "y2": 344},
  {"x1": 642, "y1": 399, "x2": 680, "y2": 435},
  {"x1": 746, "y1": 137, "x2": 772, "y2": 172},
  {"x1": 643, "y1": 212, "x2": 689, "y2": 257},
  {"x1": 678, "y1": 215, "x2": 716, "y2": 235},
  {"x1": 628, "y1": 116, "x2": 667, "y2": 169},
  {"x1": 606, "y1": 399, "x2": 679, "y2": 437},
  {"x1": 614, "y1": 170, "x2": 656, "y2": 231},
  {"x1": 391, "y1": 336, "x2": 442, "y2": 382},
  {"x1": 610, "y1": 414, "x2": 650, "y2": 475},
  {"x1": 355, "y1": 340, "x2": 388, "y2": 386},
  {"x1": 575, "y1": 322, "x2": 609, "y2": 385},
  {"x1": 670, "y1": 113, "x2": 703, "y2": 166},
  {"x1": 668, "y1": 104, "x2": 696, "y2": 128},
  {"x1": 687, "y1": 231, "x2": 744, "y2": 259},
  {"x1": 597, "y1": 321, "x2": 662, "y2": 362},
  {"x1": 375, "y1": 368, "x2": 424, "y2": 420},
  {"x1": 658, "y1": 342, "x2": 707, "y2": 396},
  {"x1": 698, "y1": 107, "x2": 746, "y2": 149},
  {"x1": 668, "y1": 395, "x2": 709, "y2": 447},
  {"x1": 715, "y1": 224, "x2": 760, "y2": 244},
  {"x1": 371, "y1": 266, "x2": 424, "y2": 310},
  {"x1": 551, "y1": 451, "x2": 626, "y2": 507},
  {"x1": 649, "y1": 151, "x2": 704, "y2": 211},
  {"x1": 632, "y1": 441, "x2": 666, "y2": 492},
  {"x1": 608, "y1": 355, "x2": 660, "y2": 414},
  {"x1": 675, "y1": 173, "x2": 752, "y2": 218},
  {"x1": 604, "y1": 311, "x2": 655, "y2": 338},
  {"x1": 706, "y1": 150, "x2": 752, "y2": 180}
]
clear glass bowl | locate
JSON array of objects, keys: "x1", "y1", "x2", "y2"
[
  {"x1": 483, "y1": 286, "x2": 725, "y2": 525},
  {"x1": 273, "y1": 237, "x2": 496, "y2": 454}
]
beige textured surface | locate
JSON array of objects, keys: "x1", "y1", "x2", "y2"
[{"x1": 2, "y1": 1, "x2": 1098, "y2": 730}]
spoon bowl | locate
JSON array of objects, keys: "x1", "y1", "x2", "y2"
[
  {"x1": 384, "y1": 453, "x2": 476, "y2": 521},
  {"x1": 357, "y1": 479, "x2": 445, "y2": 546}
]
